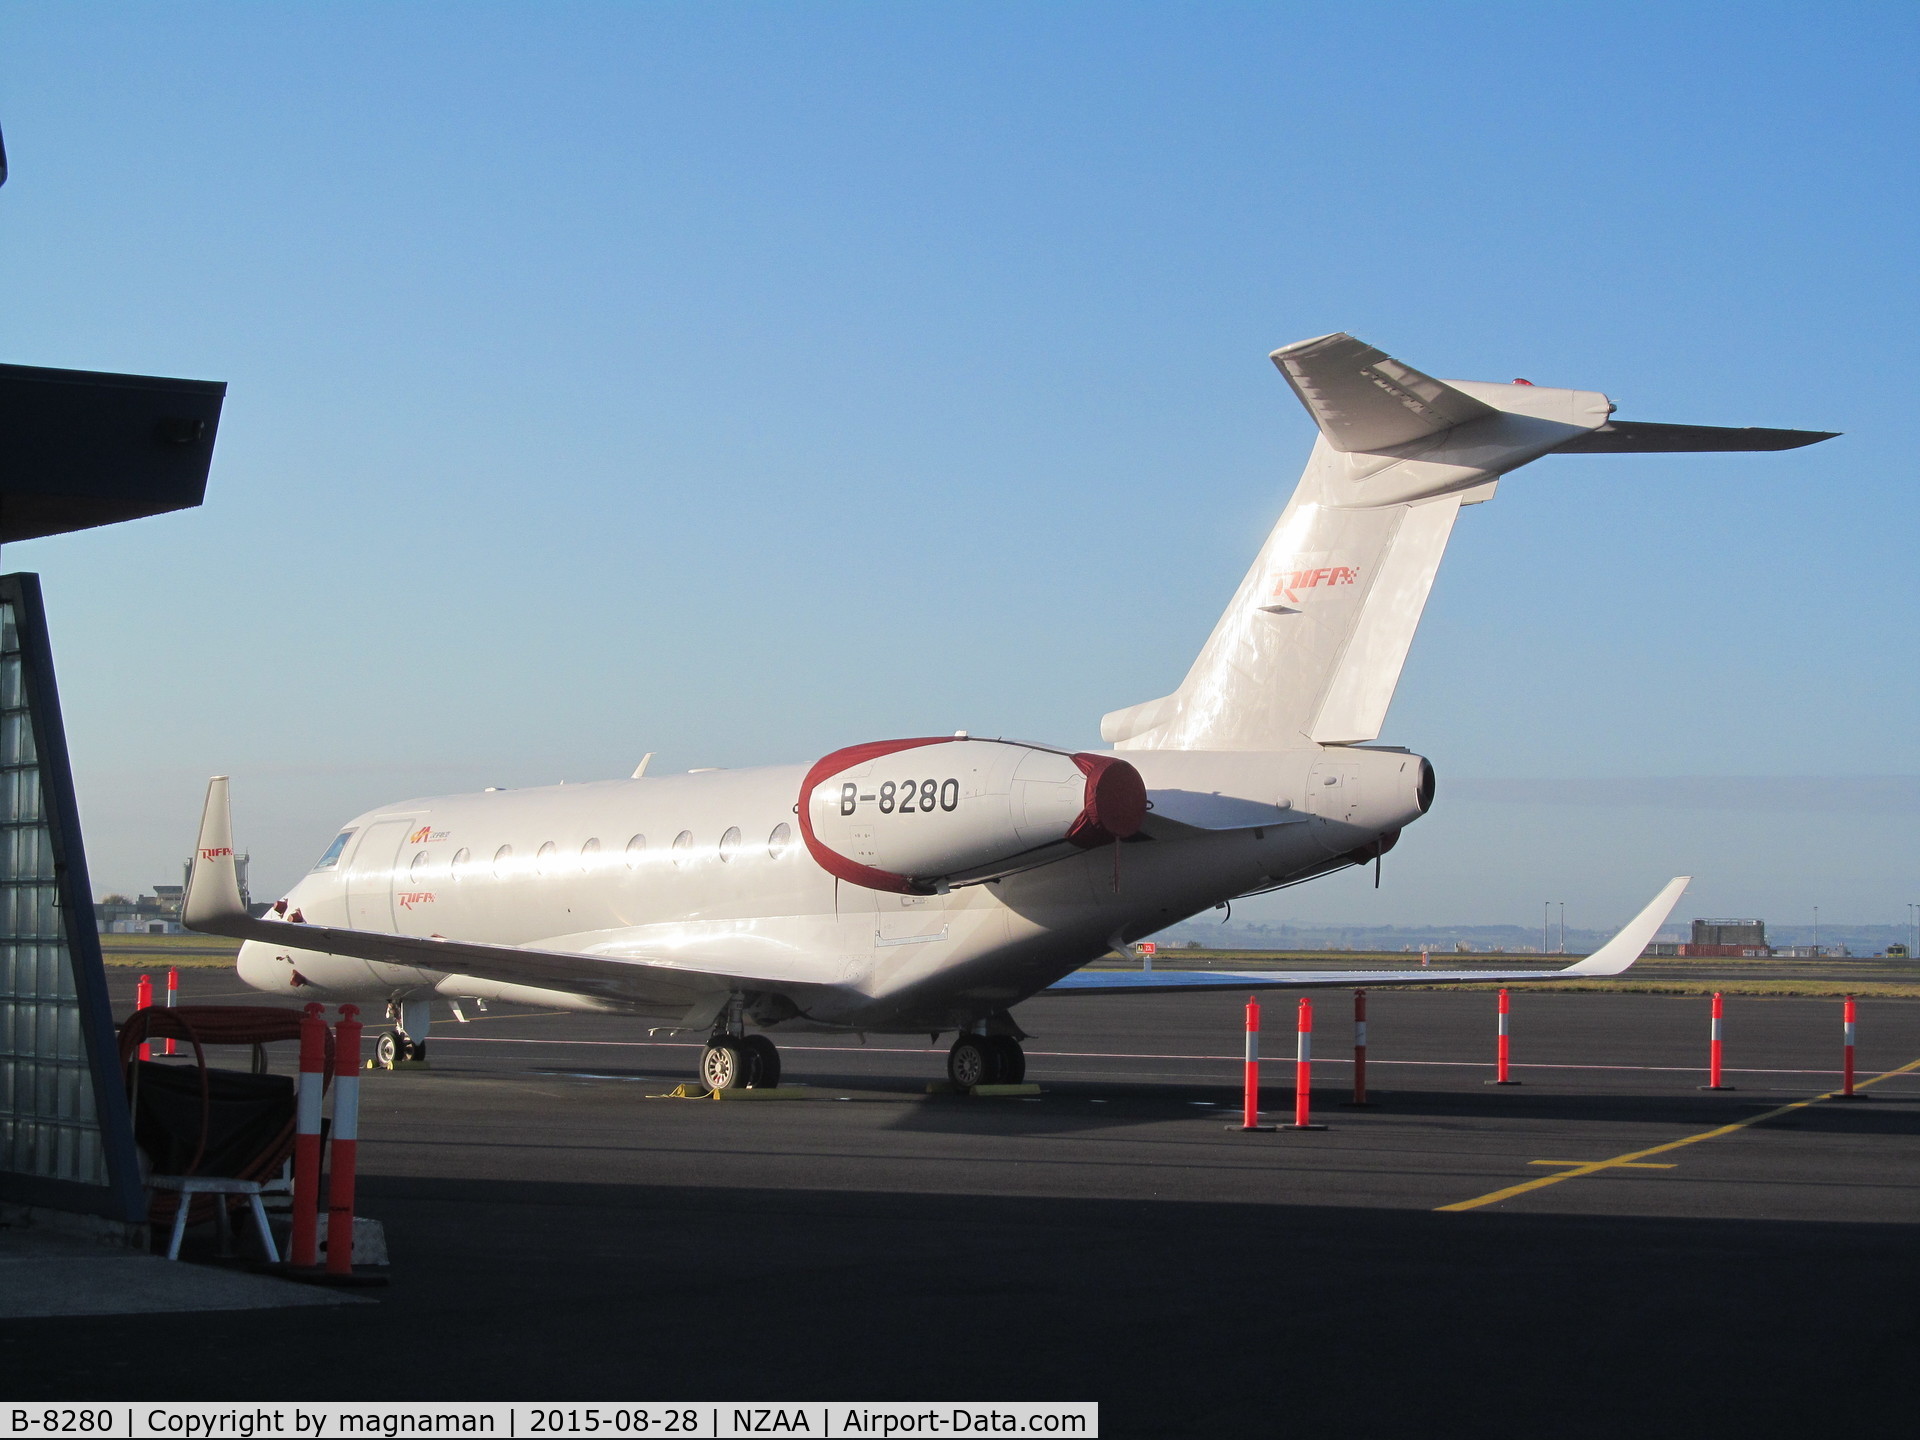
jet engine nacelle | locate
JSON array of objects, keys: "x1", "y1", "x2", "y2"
[{"x1": 798, "y1": 737, "x2": 1148, "y2": 894}]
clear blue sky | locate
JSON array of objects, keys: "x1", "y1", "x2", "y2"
[{"x1": 3, "y1": 3, "x2": 1914, "y2": 934}]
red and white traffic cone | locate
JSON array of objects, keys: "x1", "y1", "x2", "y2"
[
  {"x1": 1282, "y1": 997, "x2": 1327, "y2": 1131},
  {"x1": 1232, "y1": 997, "x2": 1275, "y2": 1130},
  {"x1": 1701, "y1": 991, "x2": 1734, "y2": 1090},
  {"x1": 1341, "y1": 989, "x2": 1374, "y2": 1107},
  {"x1": 163, "y1": 967, "x2": 179, "y2": 1055},
  {"x1": 135, "y1": 974, "x2": 153, "y2": 1061},
  {"x1": 1487, "y1": 987, "x2": 1520, "y2": 1085},
  {"x1": 327, "y1": 1005, "x2": 363, "y2": 1274},
  {"x1": 290, "y1": 1001, "x2": 327, "y2": 1270}
]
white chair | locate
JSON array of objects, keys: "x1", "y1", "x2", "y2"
[{"x1": 148, "y1": 1175, "x2": 282, "y2": 1263}]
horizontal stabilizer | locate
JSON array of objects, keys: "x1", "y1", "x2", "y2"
[
  {"x1": 1271, "y1": 332, "x2": 1498, "y2": 453},
  {"x1": 1556, "y1": 420, "x2": 1838, "y2": 453}
]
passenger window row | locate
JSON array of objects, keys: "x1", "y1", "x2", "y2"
[{"x1": 422, "y1": 823, "x2": 793, "y2": 882}]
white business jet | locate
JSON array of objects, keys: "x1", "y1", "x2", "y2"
[{"x1": 185, "y1": 334, "x2": 1833, "y2": 1089}]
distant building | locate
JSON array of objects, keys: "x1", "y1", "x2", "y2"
[
  {"x1": 1692, "y1": 918, "x2": 1766, "y2": 948},
  {"x1": 94, "y1": 894, "x2": 181, "y2": 935},
  {"x1": 1682, "y1": 918, "x2": 1770, "y2": 958},
  {"x1": 96, "y1": 856, "x2": 248, "y2": 935}
]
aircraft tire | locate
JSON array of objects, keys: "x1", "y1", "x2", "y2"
[
  {"x1": 741, "y1": 1034, "x2": 781, "y2": 1088},
  {"x1": 989, "y1": 1035, "x2": 1025, "y2": 1085},
  {"x1": 374, "y1": 1032, "x2": 398, "y2": 1069},
  {"x1": 948, "y1": 1036, "x2": 996, "y2": 1089},
  {"x1": 700, "y1": 1039, "x2": 750, "y2": 1091}
]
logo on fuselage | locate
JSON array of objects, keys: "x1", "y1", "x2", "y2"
[
  {"x1": 397, "y1": 891, "x2": 436, "y2": 910},
  {"x1": 407, "y1": 826, "x2": 451, "y2": 844}
]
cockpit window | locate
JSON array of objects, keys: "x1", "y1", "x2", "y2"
[{"x1": 312, "y1": 830, "x2": 355, "y2": 871}]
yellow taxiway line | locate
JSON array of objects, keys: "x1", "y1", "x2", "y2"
[{"x1": 1436, "y1": 1055, "x2": 1920, "y2": 1213}]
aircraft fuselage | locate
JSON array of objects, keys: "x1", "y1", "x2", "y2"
[{"x1": 238, "y1": 744, "x2": 1432, "y2": 1034}]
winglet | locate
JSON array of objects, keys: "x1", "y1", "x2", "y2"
[
  {"x1": 1555, "y1": 876, "x2": 1691, "y2": 977},
  {"x1": 183, "y1": 776, "x2": 248, "y2": 933}
]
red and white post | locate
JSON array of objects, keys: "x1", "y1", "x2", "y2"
[
  {"x1": 1346, "y1": 989, "x2": 1373, "y2": 1107},
  {"x1": 1702, "y1": 991, "x2": 1733, "y2": 1090},
  {"x1": 163, "y1": 966, "x2": 179, "y2": 1055},
  {"x1": 134, "y1": 974, "x2": 153, "y2": 1061},
  {"x1": 327, "y1": 1005, "x2": 363, "y2": 1275},
  {"x1": 1240, "y1": 996, "x2": 1261, "y2": 1128},
  {"x1": 1837, "y1": 995, "x2": 1862, "y2": 1100},
  {"x1": 291, "y1": 1001, "x2": 327, "y2": 1270},
  {"x1": 1283, "y1": 997, "x2": 1327, "y2": 1130},
  {"x1": 1489, "y1": 987, "x2": 1520, "y2": 1085}
]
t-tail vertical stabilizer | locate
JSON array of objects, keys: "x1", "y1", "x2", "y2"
[{"x1": 1102, "y1": 333, "x2": 1833, "y2": 752}]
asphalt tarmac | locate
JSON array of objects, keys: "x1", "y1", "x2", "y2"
[{"x1": 7, "y1": 968, "x2": 1918, "y2": 1437}]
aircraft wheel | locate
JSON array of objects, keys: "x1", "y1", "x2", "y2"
[
  {"x1": 374, "y1": 1032, "x2": 398, "y2": 1069},
  {"x1": 700, "y1": 1039, "x2": 750, "y2": 1091},
  {"x1": 990, "y1": 1035, "x2": 1025, "y2": 1085},
  {"x1": 741, "y1": 1034, "x2": 781, "y2": 1088},
  {"x1": 948, "y1": 1036, "x2": 996, "y2": 1089}
]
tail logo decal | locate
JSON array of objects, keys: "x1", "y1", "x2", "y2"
[{"x1": 1265, "y1": 560, "x2": 1361, "y2": 607}]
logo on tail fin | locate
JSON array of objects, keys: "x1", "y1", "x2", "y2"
[{"x1": 1264, "y1": 557, "x2": 1361, "y2": 607}]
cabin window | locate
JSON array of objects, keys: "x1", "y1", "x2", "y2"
[
  {"x1": 671, "y1": 830, "x2": 693, "y2": 864},
  {"x1": 492, "y1": 844, "x2": 513, "y2": 879},
  {"x1": 580, "y1": 837, "x2": 601, "y2": 872},
  {"x1": 537, "y1": 840, "x2": 558, "y2": 874},
  {"x1": 767, "y1": 823, "x2": 791, "y2": 858},
  {"x1": 624, "y1": 835, "x2": 646, "y2": 868},
  {"x1": 450, "y1": 847, "x2": 471, "y2": 879},
  {"x1": 718, "y1": 826, "x2": 741, "y2": 861},
  {"x1": 408, "y1": 850, "x2": 430, "y2": 880},
  {"x1": 311, "y1": 830, "x2": 354, "y2": 871}
]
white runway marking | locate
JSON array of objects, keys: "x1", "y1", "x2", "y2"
[{"x1": 428, "y1": 1033, "x2": 1899, "y2": 1079}]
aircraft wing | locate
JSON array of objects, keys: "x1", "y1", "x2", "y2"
[
  {"x1": 1045, "y1": 876, "x2": 1689, "y2": 996},
  {"x1": 183, "y1": 777, "x2": 823, "y2": 1014}
]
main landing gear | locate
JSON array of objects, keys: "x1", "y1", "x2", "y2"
[
  {"x1": 699, "y1": 1034, "x2": 781, "y2": 1090},
  {"x1": 947, "y1": 1033, "x2": 1025, "y2": 1088},
  {"x1": 700, "y1": 998, "x2": 781, "y2": 1090},
  {"x1": 376, "y1": 998, "x2": 431, "y2": 1068}
]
